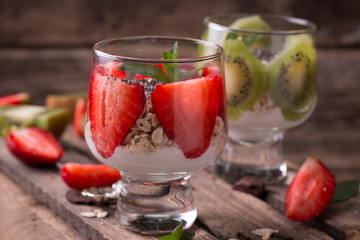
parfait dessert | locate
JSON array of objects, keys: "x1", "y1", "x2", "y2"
[
  {"x1": 202, "y1": 14, "x2": 317, "y2": 183},
  {"x1": 84, "y1": 36, "x2": 226, "y2": 233}
]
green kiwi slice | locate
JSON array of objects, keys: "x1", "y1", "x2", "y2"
[
  {"x1": 229, "y1": 15, "x2": 272, "y2": 31},
  {"x1": 268, "y1": 37, "x2": 316, "y2": 121},
  {"x1": 229, "y1": 15, "x2": 272, "y2": 51},
  {"x1": 224, "y1": 35, "x2": 265, "y2": 120}
]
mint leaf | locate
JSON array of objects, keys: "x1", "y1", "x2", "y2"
[
  {"x1": 121, "y1": 63, "x2": 169, "y2": 83},
  {"x1": 331, "y1": 180, "x2": 359, "y2": 204},
  {"x1": 242, "y1": 35, "x2": 264, "y2": 47},
  {"x1": 180, "y1": 230, "x2": 195, "y2": 240},
  {"x1": 162, "y1": 41, "x2": 179, "y2": 82},
  {"x1": 158, "y1": 222, "x2": 183, "y2": 240},
  {"x1": 226, "y1": 32, "x2": 239, "y2": 40}
]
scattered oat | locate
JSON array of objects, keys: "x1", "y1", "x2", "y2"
[
  {"x1": 80, "y1": 211, "x2": 97, "y2": 218},
  {"x1": 80, "y1": 209, "x2": 109, "y2": 219},
  {"x1": 96, "y1": 211, "x2": 108, "y2": 218},
  {"x1": 251, "y1": 228, "x2": 279, "y2": 240}
]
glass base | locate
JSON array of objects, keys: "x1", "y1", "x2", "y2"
[
  {"x1": 117, "y1": 175, "x2": 196, "y2": 234},
  {"x1": 214, "y1": 133, "x2": 287, "y2": 184}
]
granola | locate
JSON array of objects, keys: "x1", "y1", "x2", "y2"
[{"x1": 123, "y1": 99, "x2": 226, "y2": 155}]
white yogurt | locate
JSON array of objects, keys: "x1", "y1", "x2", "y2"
[{"x1": 85, "y1": 122, "x2": 222, "y2": 182}]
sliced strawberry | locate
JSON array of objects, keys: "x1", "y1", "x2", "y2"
[
  {"x1": 201, "y1": 64, "x2": 222, "y2": 77},
  {"x1": 94, "y1": 62, "x2": 126, "y2": 79},
  {"x1": 73, "y1": 98, "x2": 87, "y2": 137},
  {"x1": 6, "y1": 127, "x2": 64, "y2": 165},
  {"x1": 286, "y1": 157, "x2": 336, "y2": 222},
  {"x1": 151, "y1": 75, "x2": 219, "y2": 158},
  {"x1": 0, "y1": 92, "x2": 30, "y2": 106},
  {"x1": 89, "y1": 74, "x2": 146, "y2": 158},
  {"x1": 61, "y1": 162, "x2": 121, "y2": 190}
]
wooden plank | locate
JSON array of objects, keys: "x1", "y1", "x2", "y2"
[
  {"x1": 0, "y1": 140, "x2": 219, "y2": 240},
  {"x1": 0, "y1": 173, "x2": 83, "y2": 240},
  {"x1": 191, "y1": 170, "x2": 332, "y2": 240},
  {"x1": 265, "y1": 184, "x2": 360, "y2": 240}
]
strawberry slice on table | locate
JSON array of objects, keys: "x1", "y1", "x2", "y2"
[
  {"x1": 6, "y1": 127, "x2": 64, "y2": 165},
  {"x1": 286, "y1": 157, "x2": 336, "y2": 222},
  {"x1": 89, "y1": 74, "x2": 146, "y2": 158},
  {"x1": 151, "y1": 75, "x2": 220, "y2": 159},
  {"x1": 0, "y1": 92, "x2": 30, "y2": 106},
  {"x1": 73, "y1": 98, "x2": 87, "y2": 137},
  {"x1": 61, "y1": 162, "x2": 121, "y2": 190}
]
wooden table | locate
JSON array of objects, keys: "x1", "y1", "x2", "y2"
[{"x1": 0, "y1": 49, "x2": 359, "y2": 240}]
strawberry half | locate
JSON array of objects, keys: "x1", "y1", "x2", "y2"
[
  {"x1": 89, "y1": 73, "x2": 146, "y2": 158},
  {"x1": 6, "y1": 127, "x2": 64, "y2": 165},
  {"x1": 73, "y1": 98, "x2": 86, "y2": 137},
  {"x1": 151, "y1": 75, "x2": 219, "y2": 159},
  {"x1": 61, "y1": 162, "x2": 121, "y2": 190},
  {"x1": 286, "y1": 157, "x2": 336, "y2": 222},
  {"x1": 0, "y1": 92, "x2": 30, "y2": 106},
  {"x1": 201, "y1": 64, "x2": 222, "y2": 77},
  {"x1": 94, "y1": 61, "x2": 126, "y2": 79}
]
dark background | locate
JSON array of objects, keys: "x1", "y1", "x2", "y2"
[{"x1": 1, "y1": 0, "x2": 359, "y2": 48}]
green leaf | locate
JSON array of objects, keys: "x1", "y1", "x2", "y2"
[
  {"x1": 242, "y1": 35, "x2": 264, "y2": 47},
  {"x1": 180, "y1": 230, "x2": 195, "y2": 240},
  {"x1": 121, "y1": 63, "x2": 169, "y2": 83},
  {"x1": 331, "y1": 180, "x2": 359, "y2": 204},
  {"x1": 226, "y1": 32, "x2": 239, "y2": 40},
  {"x1": 158, "y1": 222, "x2": 184, "y2": 240},
  {"x1": 177, "y1": 65, "x2": 207, "y2": 81},
  {"x1": 162, "y1": 42, "x2": 179, "y2": 82}
]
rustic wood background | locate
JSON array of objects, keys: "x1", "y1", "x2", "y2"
[
  {"x1": 0, "y1": 1, "x2": 359, "y2": 239},
  {"x1": 1, "y1": 0, "x2": 359, "y2": 48}
]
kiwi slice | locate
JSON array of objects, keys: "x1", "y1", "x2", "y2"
[
  {"x1": 268, "y1": 37, "x2": 316, "y2": 121},
  {"x1": 229, "y1": 15, "x2": 272, "y2": 31},
  {"x1": 34, "y1": 108, "x2": 70, "y2": 137},
  {"x1": 223, "y1": 35, "x2": 265, "y2": 120},
  {"x1": 229, "y1": 15, "x2": 272, "y2": 51},
  {"x1": 0, "y1": 105, "x2": 70, "y2": 137}
]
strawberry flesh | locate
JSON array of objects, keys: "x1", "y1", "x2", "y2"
[
  {"x1": 73, "y1": 98, "x2": 87, "y2": 137},
  {"x1": 89, "y1": 73, "x2": 145, "y2": 159},
  {"x1": 0, "y1": 92, "x2": 30, "y2": 106},
  {"x1": 151, "y1": 75, "x2": 220, "y2": 158},
  {"x1": 285, "y1": 157, "x2": 336, "y2": 222},
  {"x1": 6, "y1": 127, "x2": 64, "y2": 165},
  {"x1": 61, "y1": 162, "x2": 121, "y2": 190}
]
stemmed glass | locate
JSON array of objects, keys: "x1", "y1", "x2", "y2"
[
  {"x1": 202, "y1": 14, "x2": 317, "y2": 183},
  {"x1": 84, "y1": 36, "x2": 227, "y2": 233}
]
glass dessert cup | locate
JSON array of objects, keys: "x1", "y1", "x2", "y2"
[
  {"x1": 85, "y1": 36, "x2": 227, "y2": 234},
  {"x1": 202, "y1": 14, "x2": 317, "y2": 184}
]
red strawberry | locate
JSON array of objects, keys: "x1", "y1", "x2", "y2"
[
  {"x1": 61, "y1": 162, "x2": 121, "y2": 190},
  {"x1": 6, "y1": 127, "x2": 64, "y2": 165},
  {"x1": 94, "y1": 62, "x2": 126, "y2": 79},
  {"x1": 286, "y1": 157, "x2": 336, "y2": 222},
  {"x1": 201, "y1": 64, "x2": 222, "y2": 77},
  {"x1": 89, "y1": 74, "x2": 146, "y2": 158},
  {"x1": 73, "y1": 98, "x2": 87, "y2": 137},
  {"x1": 0, "y1": 92, "x2": 30, "y2": 106},
  {"x1": 151, "y1": 75, "x2": 219, "y2": 158}
]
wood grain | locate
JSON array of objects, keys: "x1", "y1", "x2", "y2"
[
  {"x1": 0, "y1": 173, "x2": 83, "y2": 240},
  {"x1": 0, "y1": 139, "x2": 219, "y2": 240}
]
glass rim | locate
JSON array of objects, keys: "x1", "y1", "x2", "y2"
[
  {"x1": 204, "y1": 13, "x2": 316, "y2": 35},
  {"x1": 93, "y1": 35, "x2": 224, "y2": 63}
]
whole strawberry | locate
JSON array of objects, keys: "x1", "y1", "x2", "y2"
[{"x1": 285, "y1": 157, "x2": 336, "y2": 222}]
